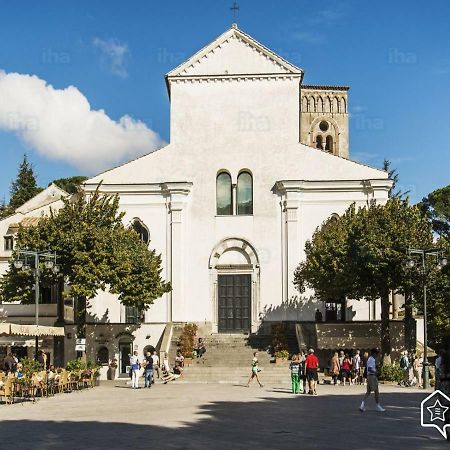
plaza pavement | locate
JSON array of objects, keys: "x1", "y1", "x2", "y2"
[{"x1": 0, "y1": 380, "x2": 447, "y2": 450}]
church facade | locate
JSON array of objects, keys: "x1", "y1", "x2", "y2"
[{"x1": 83, "y1": 25, "x2": 392, "y2": 368}]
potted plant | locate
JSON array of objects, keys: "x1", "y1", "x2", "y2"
[
  {"x1": 108, "y1": 358, "x2": 118, "y2": 380},
  {"x1": 275, "y1": 350, "x2": 290, "y2": 364},
  {"x1": 178, "y1": 323, "x2": 198, "y2": 366}
]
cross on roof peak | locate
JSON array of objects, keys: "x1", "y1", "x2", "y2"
[{"x1": 230, "y1": 1, "x2": 239, "y2": 24}]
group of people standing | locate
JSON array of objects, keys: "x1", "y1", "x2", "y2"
[
  {"x1": 330, "y1": 349, "x2": 367, "y2": 386},
  {"x1": 289, "y1": 349, "x2": 320, "y2": 395}
]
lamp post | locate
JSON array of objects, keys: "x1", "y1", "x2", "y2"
[
  {"x1": 13, "y1": 250, "x2": 60, "y2": 360},
  {"x1": 405, "y1": 248, "x2": 447, "y2": 389}
]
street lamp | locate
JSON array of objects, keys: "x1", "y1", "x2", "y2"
[
  {"x1": 405, "y1": 248, "x2": 447, "y2": 389},
  {"x1": 13, "y1": 250, "x2": 60, "y2": 360}
]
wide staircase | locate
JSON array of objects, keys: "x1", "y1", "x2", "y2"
[{"x1": 173, "y1": 332, "x2": 292, "y2": 385}]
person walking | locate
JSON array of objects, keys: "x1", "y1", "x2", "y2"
[
  {"x1": 361, "y1": 351, "x2": 369, "y2": 386},
  {"x1": 305, "y1": 348, "x2": 319, "y2": 395},
  {"x1": 246, "y1": 351, "x2": 263, "y2": 387},
  {"x1": 330, "y1": 352, "x2": 340, "y2": 386},
  {"x1": 359, "y1": 348, "x2": 385, "y2": 412},
  {"x1": 143, "y1": 351, "x2": 153, "y2": 388},
  {"x1": 289, "y1": 354, "x2": 301, "y2": 394},
  {"x1": 129, "y1": 351, "x2": 141, "y2": 389}
]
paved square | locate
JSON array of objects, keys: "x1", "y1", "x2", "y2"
[{"x1": 0, "y1": 381, "x2": 448, "y2": 449}]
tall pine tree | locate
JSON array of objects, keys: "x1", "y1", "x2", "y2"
[{"x1": 9, "y1": 155, "x2": 42, "y2": 210}]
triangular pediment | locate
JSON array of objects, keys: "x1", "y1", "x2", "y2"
[{"x1": 166, "y1": 26, "x2": 303, "y2": 79}]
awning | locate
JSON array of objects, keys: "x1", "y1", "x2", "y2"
[{"x1": 0, "y1": 323, "x2": 65, "y2": 337}]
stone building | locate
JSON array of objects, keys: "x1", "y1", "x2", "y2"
[{"x1": 80, "y1": 25, "x2": 394, "y2": 374}]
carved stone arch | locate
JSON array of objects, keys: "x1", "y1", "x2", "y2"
[
  {"x1": 340, "y1": 97, "x2": 347, "y2": 113},
  {"x1": 333, "y1": 96, "x2": 339, "y2": 113},
  {"x1": 209, "y1": 237, "x2": 259, "y2": 269},
  {"x1": 209, "y1": 237, "x2": 260, "y2": 333},
  {"x1": 325, "y1": 96, "x2": 331, "y2": 112},
  {"x1": 302, "y1": 95, "x2": 308, "y2": 112},
  {"x1": 309, "y1": 96, "x2": 316, "y2": 112},
  {"x1": 317, "y1": 96, "x2": 324, "y2": 112}
]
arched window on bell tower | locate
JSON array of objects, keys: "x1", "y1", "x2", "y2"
[
  {"x1": 316, "y1": 135, "x2": 323, "y2": 149},
  {"x1": 325, "y1": 135, "x2": 333, "y2": 153}
]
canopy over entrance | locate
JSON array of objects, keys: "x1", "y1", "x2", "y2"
[{"x1": 0, "y1": 323, "x2": 65, "y2": 337}]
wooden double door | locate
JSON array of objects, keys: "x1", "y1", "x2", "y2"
[{"x1": 218, "y1": 274, "x2": 251, "y2": 332}]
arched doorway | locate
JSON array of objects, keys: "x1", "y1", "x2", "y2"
[{"x1": 209, "y1": 238, "x2": 260, "y2": 333}]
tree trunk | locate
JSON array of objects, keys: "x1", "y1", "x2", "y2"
[
  {"x1": 380, "y1": 291, "x2": 391, "y2": 363},
  {"x1": 75, "y1": 295, "x2": 87, "y2": 338}
]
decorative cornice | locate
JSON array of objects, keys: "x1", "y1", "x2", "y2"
[
  {"x1": 301, "y1": 85, "x2": 350, "y2": 91},
  {"x1": 276, "y1": 179, "x2": 393, "y2": 193},
  {"x1": 83, "y1": 182, "x2": 193, "y2": 196}
]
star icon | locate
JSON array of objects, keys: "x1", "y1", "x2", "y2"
[{"x1": 427, "y1": 399, "x2": 449, "y2": 422}]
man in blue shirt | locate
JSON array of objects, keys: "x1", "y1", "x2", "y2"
[{"x1": 143, "y1": 351, "x2": 154, "y2": 388}]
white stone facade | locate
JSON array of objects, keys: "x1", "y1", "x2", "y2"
[{"x1": 84, "y1": 24, "x2": 392, "y2": 358}]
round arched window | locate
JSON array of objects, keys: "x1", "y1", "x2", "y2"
[
  {"x1": 132, "y1": 219, "x2": 149, "y2": 244},
  {"x1": 319, "y1": 121, "x2": 329, "y2": 132}
]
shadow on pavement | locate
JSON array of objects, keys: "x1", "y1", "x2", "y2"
[{"x1": 0, "y1": 391, "x2": 447, "y2": 449}]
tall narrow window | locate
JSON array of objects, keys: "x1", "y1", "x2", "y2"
[
  {"x1": 4, "y1": 236, "x2": 13, "y2": 251},
  {"x1": 216, "y1": 172, "x2": 232, "y2": 215},
  {"x1": 125, "y1": 306, "x2": 139, "y2": 324},
  {"x1": 237, "y1": 171, "x2": 253, "y2": 215},
  {"x1": 326, "y1": 135, "x2": 333, "y2": 153},
  {"x1": 132, "y1": 219, "x2": 149, "y2": 244}
]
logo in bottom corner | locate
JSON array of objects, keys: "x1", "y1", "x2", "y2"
[{"x1": 421, "y1": 390, "x2": 450, "y2": 438}]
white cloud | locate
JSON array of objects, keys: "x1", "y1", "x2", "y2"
[
  {"x1": 291, "y1": 31, "x2": 325, "y2": 45},
  {"x1": 0, "y1": 70, "x2": 165, "y2": 172},
  {"x1": 93, "y1": 37, "x2": 129, "y2": 78}
]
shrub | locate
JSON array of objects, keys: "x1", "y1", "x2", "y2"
[
  {"x1": 178, "y1": 323, "x2": 198, "y2": 357},
  {"x1": 21, "y1": 357, "x2": 43, "y2": 375},
  {"x1": 66, "y1": 358, "x2": 99, "y2": 372},
  {"x1": 271, "y1": 323, "x2": 289, "y2": 354},
  {"x1": 378, "y1": 362, "x2": 403, "y2": 382},
  {"x1": 275, "y1": 350, "x2": 290, "y2": 359}
]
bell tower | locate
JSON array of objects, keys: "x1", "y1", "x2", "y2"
[{"x1": 300, "y1": 85, "x2": 349, "y2": 159}]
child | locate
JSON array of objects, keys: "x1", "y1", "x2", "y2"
[
  {"x1": 289, "y1": 354, "x2": 300, "y2": 394},
  {"x1": 246, "y1": 352, "x2": 263, "y2": 387}
]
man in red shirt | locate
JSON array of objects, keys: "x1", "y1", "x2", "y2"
[{"x1": 305, "y1": 348, "x2": 319, "y2": 395}]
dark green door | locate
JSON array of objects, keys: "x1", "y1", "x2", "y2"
[{"x1": 218, "y1": 274, "x2": 251, "y2": 332}]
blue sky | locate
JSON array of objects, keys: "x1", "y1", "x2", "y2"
[{"x1": 0, "y1": 0, "x2": 449, "y2": 204}]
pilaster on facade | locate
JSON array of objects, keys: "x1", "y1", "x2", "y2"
[{"x1": 162, "y1": 182, "x2": 193, "y2": 323}]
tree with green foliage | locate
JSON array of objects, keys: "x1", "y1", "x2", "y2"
[
  {"x1": 0, "y1": 186, "x2": 171, "y2": 335},
  {"x1": 294, "y1": 206, "x2": 356, "y2": 303},
  {"x1": 9, "y1": 154, "x2": 42, "y2": 210},
  {"x1": 295, "y1": 198, "x2": 433, "y2": 360},
  {"x1": 420, "y1": 185, "x2": 450, "y2": 243},
  {"x1": 418, "y1": 186, "x2": 450, "y2": 348},
  {"x1": 51, "y1": 176, "x2": 88, "y2": 194},
  {"x1": 0, "y1": 155, "x2": 43, "y2": 219}
]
